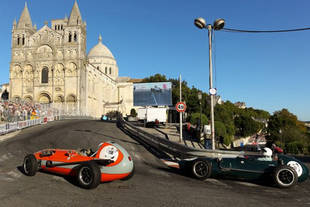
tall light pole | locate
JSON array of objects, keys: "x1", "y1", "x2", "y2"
[
  {"x1": 198, "y1": 91, "x2": 202, "y2": 137},
  {"x1": 194, "y1": 17, "x2": 225, "y2": 150}
]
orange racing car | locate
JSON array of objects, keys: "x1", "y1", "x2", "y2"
[{"x1": 23, "y1": 141, "x2": 134, "y2": 189}]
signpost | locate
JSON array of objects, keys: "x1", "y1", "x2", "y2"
[{"x1": 176, "y1": 102, "x2": 187, "y2": 113}]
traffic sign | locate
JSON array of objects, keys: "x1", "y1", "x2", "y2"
[{"x1": 176, "y1": 102, "x2": 187, "y2": 112}]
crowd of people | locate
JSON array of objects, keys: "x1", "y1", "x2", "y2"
[{"x1": 0, "y1": 100, "x2": 58, "y2": 123}]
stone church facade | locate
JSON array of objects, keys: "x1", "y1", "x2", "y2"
[{"x1": 9, "y1": 1, "x2": 134, "y2": 118}]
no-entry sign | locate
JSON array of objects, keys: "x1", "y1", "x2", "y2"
[{"x1": 176, "y1": 102, "x2": 186, "y2": 112}]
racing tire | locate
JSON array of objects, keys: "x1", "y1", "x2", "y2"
[
  {"x1": 23, "y1": 154, "x2": 38, "y2": 176},
  {"x1": 192, "y1": 159, "x2": 212, "y2": 180},
  {"x1": 77, "y1": 162, "x2": 101, "y2": 189},
  {"x1": 273, "y1": 165, "x2": 298, "y2": 188}
]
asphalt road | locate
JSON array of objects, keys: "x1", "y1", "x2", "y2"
[{"x1": 0, "y1": 120, "x2": 309, "y2": 207}]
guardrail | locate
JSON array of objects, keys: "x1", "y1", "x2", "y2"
[
  {"x1": 117, "y1": 115, "x2": 244, "y2": 159},
  {"x1": 0, "y1": 116, "x2": 60, "y2": 136}
]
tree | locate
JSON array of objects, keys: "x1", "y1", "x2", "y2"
[
  {"x1": 234, "y1": 114, "x2": 261, "y2": 137},
  {"x1": 267, "y1": 108, "x2": 308, "y2": 154},
  {"x1": 142, "y1": 74, "x2": 167, "y2": 83},
  {"x1": 190, "y1": 113, "x2": 208, "y2": 126},
  {"x1": 130, "y1": 108, "x2": 137, "y2": 117}
]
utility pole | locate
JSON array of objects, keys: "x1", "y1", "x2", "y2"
[{"x1": 179, "y1": 74, "x2": 182, "y2": 143}]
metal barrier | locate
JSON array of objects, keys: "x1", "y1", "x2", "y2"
[
  {"x1": 0, "y1": 116, "x2": 56, "y2": 136},
  {"x1": 117, "y1": 115, "x2": 244, "y2": 159}
]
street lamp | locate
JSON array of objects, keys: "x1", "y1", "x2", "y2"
[
  {"x1": 194, "y1": 17, "x2": 225, "y2": 150},
  {"x1": 198, "y1": 91, "x2": 202, "y2": 136}
]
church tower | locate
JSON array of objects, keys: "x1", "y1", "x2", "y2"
[
  {"x1": 9, "y1": 1, "x2": 88, "y2": 115},
  {"x1": 10, "y1": 2, "x2": 36, "y2": 102},
  {"x1": 12, "y1": 2, "x2": 36, "y2": 48}
]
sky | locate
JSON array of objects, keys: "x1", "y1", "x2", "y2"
[{"x1": 0, "y1": 0, "x2": 309, "y2": 121}]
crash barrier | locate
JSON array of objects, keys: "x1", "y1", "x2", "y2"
[
  {"x1": 117, "y1": 115, "x2": 244, "y2": 159},
  {"x1": 0, "y1": 116, "x2": 57, "y2": 136}
]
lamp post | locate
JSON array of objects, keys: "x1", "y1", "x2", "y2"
[
  {"x1": 198, "y1": 91, "x2": 202, "y2": 137},
  {"x1": 194, "y1": 17, "x2": 225, "y2": 150}
]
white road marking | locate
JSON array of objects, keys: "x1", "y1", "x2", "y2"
[
  {"x1": 205, "y1": 178, "x2": 229, "y2": 187},
  {"x1": 0, "y1": 153, "x2": 13, "y2": 162},
  {"x1": 0, "y1": 130, "x2": 21, "y2": 142},
  {"x1": 148, "y1": 169, "x2": 171, "y2": 177},
  {"x1": 7, "y1": 170, "x2": 22, "y2": 178},
  {"x1": 133, "y1": 154, "x2": 142, "y2": 160},
  {"x1": 232, "y1": 181, "x2": 262, "y2": 187},
  {"x1": 52, "y1": 176, "x2": 66, "y2": 182},
  {"x1": 0, "y1": 175, "x2": 15, "y2": 182}
]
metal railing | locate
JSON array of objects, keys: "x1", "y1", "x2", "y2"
[{"x1": 117, "y1": 115, "x2": 244, "y2": 159}]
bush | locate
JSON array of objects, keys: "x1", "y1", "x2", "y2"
[
  {"x1": 130, "y1": 108, "x2": 137, "y2": 117},
  {"x1": 106, "y1": 111, "x2": 121, "y2": 119},
  {"x1": 189, "y1": 113, "x2": 208, "y2": 126},
  {"x1": 286, "y1": 141, "x2": 305, "y2": 154}
]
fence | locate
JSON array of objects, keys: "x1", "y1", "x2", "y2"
[
  {"x1": 117, "y1": 115, "x2": 244, "y2": 159},
  {"x1": 0, "y1": 100, "x2": 64, "y2": 136},
  {"x1": 0, "y1": 116, "x2": 54, "y2": 135}
]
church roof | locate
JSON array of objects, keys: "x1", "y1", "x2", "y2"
[
  {"x1": 17, "y1": 2, "x2": 33, "y2": 29},
  {"x1": 88, "y1": 35, "x2": 115, "y2": 59},
  {"x1": 68, "y1": 0, "x2": 82, "y2": 25}
]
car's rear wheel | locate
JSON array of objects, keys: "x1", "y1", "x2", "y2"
[
  {"x1": 77, "y1": 162, "x2": 101, "y2": 189},
  {"x1": 273, "y1": 165, "x2": 298, "y2": 188},
  {"x1": 23, "y1": 154, "x2": 38, "y2": 176},
  {"x1": 192, "y1": 159, "x2": 212, "y2": 180}
]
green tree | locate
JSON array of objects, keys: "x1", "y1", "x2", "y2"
[
  {"x1": 130, "y1": 108, "x2": 137, "y2": 117},
  {"x1": 190, "y1": 113, "x2": 208, "y2": 126},
  {"x1": 267, "y1": 109, "x2": 308, "y2": 154},
  {"x1": 234, "y1": 114, "x2": 261, "y2": 137}
]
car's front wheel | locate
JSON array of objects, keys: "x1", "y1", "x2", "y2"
[
  {"x1": 23, "y1": 154, "x2": 38, "y2": 176},
  {"x1": 192, "y1": 159, "x2": 212, "y2": 180},
  {"x1": 77, "y1": 162, "x2": 101, "y2": 189},
  {"x1": 273, "y1": 165, "x2": 298, "y2": 188}
]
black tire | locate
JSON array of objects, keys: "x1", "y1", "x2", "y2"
[
  {"x1": 23, "y1": 154, "x2": 38, "y2": 176},
  {"x1": 77, "y1": 162, "x2": 101, "y2": 189},
  {"x1": 192, "y1": 159, "x2": 212, "y2": 180},
  {"x1": 273, "y1": 165, "x2": 298, "y2": 188}
]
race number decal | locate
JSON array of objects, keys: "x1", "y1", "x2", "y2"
[
  {"x1": 99, "y1": 145, "x2": 119, "y2": 162},
  {"x1": 287, "y1": 161, "x2": 303, "y2": 177}
]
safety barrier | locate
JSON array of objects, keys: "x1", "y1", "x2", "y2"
[
  {"x1": 0, "y1": 116, "x2": 56, "y2": 136},
  {"x1": 117, "y1": 115, "x2": 244, "y2": 159}
]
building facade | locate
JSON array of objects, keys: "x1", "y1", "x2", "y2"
[{"x1": 9, "y1": 1, "x2": 134, "y2": 118}]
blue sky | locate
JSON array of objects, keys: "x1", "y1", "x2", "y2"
[{"x1": 0, "y1": 0, "x2": 309, "y2": 121}]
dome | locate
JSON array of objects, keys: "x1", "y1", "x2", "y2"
[{"x1": 88, "y1": 35, "x2": 115, "y2": 59}]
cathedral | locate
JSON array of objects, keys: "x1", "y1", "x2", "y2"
[{"x1": 8, "y1": 1, "x2": 134, "y2": 118}]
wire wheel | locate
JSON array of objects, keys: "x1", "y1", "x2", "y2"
[
  {"x1": 77, "y1": 162, "x2": 101, "y2": 189},
  {"x1": 192, "y1": 160, "x2": 212, "y2": 180},
  {"x1": 79, "y1": 166, "x2": 93, "y2": 185},
  {"x1": 274, "y1": 165, "x2": 298, "y2": 188}
]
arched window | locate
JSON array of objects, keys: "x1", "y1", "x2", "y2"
[
  {"x1": 74, "y1": 32, "x2": 77, "y2": 42},
  {"x1": 105, "y1": 67, "x2": 107, "y2": 74},
  {"x1": 68, "y1": 32, "x2": 72, "y2": 42},
  {"x1": 61, "y1": 25, "x2": 63, "y2": 30},
  {"x1": 54, "y1": 25, "x2": 57, "y2": 30},
  {"x1": 17, "y1": 36, "x2": 20, "y2": 45},
  {"x1": 109, "y1": 67, "x2": 112, "y2": 74},
  {"x1": 41, "y1": 67, "x2": 48, "y2": 83},
  {"x1": 22, "y1": 35, "x2": 25, "y2": 45}
]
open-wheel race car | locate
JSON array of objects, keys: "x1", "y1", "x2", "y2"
[
  {"x1": 182, "y1": 147, "x2": 309, "y2": 188},
  {"x1": 23, "y1": 141, "x2": 134, "y2": 189}
]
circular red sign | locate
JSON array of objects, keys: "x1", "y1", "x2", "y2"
[{"x1": 176, "y1": 102, "x2": 187, "y2": 112}]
